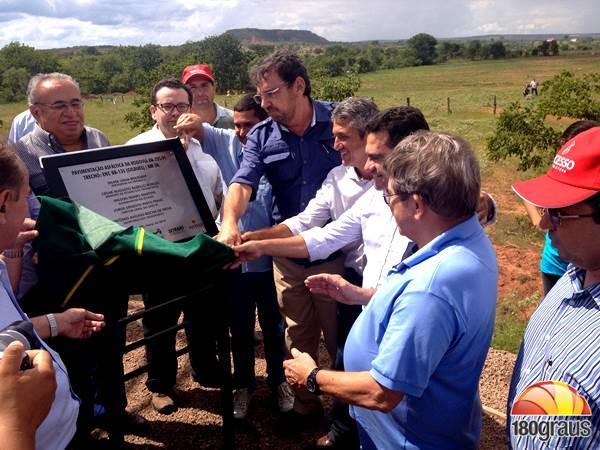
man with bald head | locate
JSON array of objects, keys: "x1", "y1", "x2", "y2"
[{"x1": 14, "y1": 72, "x2": 109, "y2": 196}]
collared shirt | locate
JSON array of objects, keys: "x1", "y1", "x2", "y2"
[
  {"x1": 212, "y1": 102, "x2": 234, "y2": 130},
  {"x1": 282, "y1": 165, "x2": 373, "y2": 274},
  {"x1": 201, "y1": 123, "x2": 274, "y2": 272},
  {"x1": 0, "y1": 261, "x2": 79, "y2": 450},
  {"x1": 344, "y1": 215, "x2": 498, "y2": 449},
  {"x1": 126, "y1": 125, "x2": 224, "y2": 219},
  {"x1": 231, "y1": 99, "x2": 341, "y2": 222},
  {"x1": 301, "y1": 186, "x2": 410, "y2": 288},
  {"x1": 507, "y1": 266, "x2": 600, "y2": 450},
  {"x1": 14, "y1": 124, "x2": 110, "y2": 196},
  {"x1": 8, "y1": 109, "x2": 36, "y2": 144}
]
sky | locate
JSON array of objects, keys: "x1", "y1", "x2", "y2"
[{"x1": 0, "y1": 0, "x2": 597, "y2": 49}]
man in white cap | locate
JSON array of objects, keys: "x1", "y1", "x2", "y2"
[{"x1": 508, "y1": 126, "x2": 600, "y2": 449}]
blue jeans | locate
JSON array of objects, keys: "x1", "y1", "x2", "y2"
[{"x1": 229, "y1": 269, "x2": 286, "y2": 390}]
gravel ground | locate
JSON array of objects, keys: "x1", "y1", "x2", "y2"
[{"x1": 118, "y1": 302, "x2": 515, "y2": 449}]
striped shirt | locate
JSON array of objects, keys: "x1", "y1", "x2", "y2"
[
  {"x1": 507, "y1": 266, "x2": 600, "y2": 449},
  {"x1": 14, "y1": 124, "x2": 110, "y2": 196}
]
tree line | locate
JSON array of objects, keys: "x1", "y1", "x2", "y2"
[{"x1": 3, "y1": 32, "x2": 596, "y2": 104}]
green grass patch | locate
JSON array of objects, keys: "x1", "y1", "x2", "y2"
[{"x1": 492, "y1": 291, "x2": 542, "y2": 353}]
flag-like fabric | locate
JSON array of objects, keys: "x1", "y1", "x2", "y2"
[{"x1": 28, "y1": 196, "x2": 233, "y2": 313}]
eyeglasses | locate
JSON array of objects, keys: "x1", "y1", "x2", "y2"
[
  {"x1": 383, "y1": 191, "x2": 412, "y2": 205},
  {"x1": 253, "y1": 83, "x2": 288, "y2": 104},
  {"x1": 154, "y1": 103, "x2": 191, "y2": 114},
  {"x1": 545, "y1": 208, "x2": 598, "y2": 227},
  {"x1": 35, "y1": 99, "x2": 84, "y2": 111}
]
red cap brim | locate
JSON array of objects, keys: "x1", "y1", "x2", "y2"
[{"x1": 512, "y1": 174, "x2": 599, "y2": 208}]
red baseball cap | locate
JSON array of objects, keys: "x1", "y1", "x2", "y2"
[
  {"x1": 512, "y1": 127, "x2": 600, "y2": 208},
  {"x1": 181, "y1": 64, "x2": 215, "y2": 84}
]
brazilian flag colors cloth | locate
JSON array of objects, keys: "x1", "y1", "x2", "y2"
[{"x1": 31, "y1": 196, "x2": 234, "y2": 312}]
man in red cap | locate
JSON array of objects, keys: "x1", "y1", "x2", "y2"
[
  {"x1": 181, "y1": 64, "x2": 234, "y2": 130},
  {"x1": 508, "y1": 125, "x2": 600, "y2": 449}
]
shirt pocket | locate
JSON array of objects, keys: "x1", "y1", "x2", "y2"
[{"x1": 262, "y1": 143, "x2": 296, "y2": 184}]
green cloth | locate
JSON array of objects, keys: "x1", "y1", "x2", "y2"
[{"x1": 31, "y1": 196, "x2": 233, "y2": 311}]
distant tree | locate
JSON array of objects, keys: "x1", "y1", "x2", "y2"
[
  {"x1": 0, "y1": 67, "x2": 29, "y2": 102},
  {"x1": 487, "y1": 71, "x2": 600, "y2": 170},
  {"x1": 489, "y1": 41, "x2": 506, "y2": 59},
  {"x1": 182, "y1": 34, "x2": 248, "y2": 91},
  {"x1": 406, "y1": 33, "x2": 438, "y2": 65},
  {"x1": 465, "y1": 40, "x2": 482, "y2": 60},
  {"x1": 311, "y1": 70, "x2": 361, "y2": 102},
  {"x1": 0, "y1": 41, "x2": 59, "y2": 75}
]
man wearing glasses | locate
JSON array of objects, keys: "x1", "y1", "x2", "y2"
[
  {"x1": 127, "y1": 78, "x2": 223, "y2": 218},
  {"x1": 13, "y1": 72, "x2": 146, "y2": 443},
  {"x1": 508, "y1": 126, "x2": 600, "y2": 449},
  {"x1": 14, "y1": 72, "x2": 109, "y2": 196},
  {"x1": 127, "y1": 78, "x2": 224, "y2": 414},
  {"x1": 217, "y1": 49, "x2": 343, "y2": 427}
]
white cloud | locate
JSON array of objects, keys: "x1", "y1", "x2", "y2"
[{"x1": 0, "y1": 0, "x2": 596, "y2": 48}]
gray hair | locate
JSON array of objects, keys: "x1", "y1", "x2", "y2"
[
  {"x1": 332, "y1": 97, "x2": 379, "y2": 137},
  {"x1": 384, "y1": 131, "x2": 480, "y2": 220},
  {"x1": 28, "y1": 72, "x2": 80, "y2": 104}
]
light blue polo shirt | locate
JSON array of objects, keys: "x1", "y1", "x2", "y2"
[
  {"x1": 344, "y1": 215, "x2": 498, "y2": 449},
  {"x1": 202, "y1": 124, "x2": 274, "y2": 273}
]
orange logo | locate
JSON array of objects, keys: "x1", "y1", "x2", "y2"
[{"x1": 512, "y1": 381, "x2": 591, "y2": 416}]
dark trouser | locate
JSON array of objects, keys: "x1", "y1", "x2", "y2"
[
  {"x1": 229, "y1": 269, "x2": 286, "y2": 390},
  {"x1": 542, "y1": 272, "x2": 562, "y2": 296},
  {"x1": 48, "y1": 270, "x2": 129, "y2": 442},
  {"x1": 329, "y1": 268, "x2": 362, "y2": 447},
  {"x1": 143, "y1": 282, "x2": 222, "y2": 393}
]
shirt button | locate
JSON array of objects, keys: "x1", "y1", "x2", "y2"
[
  {"x1": 569, "y1": 300, "x2": 576, "y2": 306},
  {"x1": 304, "y1": 160, "x2": 308, "y2": 165},
  {"x1": 300, "y1": 202, "x2": 306, "y2": 207},
  {"x1": 302, "y1": 180, "x2": 307, "y2": 185},
  {"x1": 545, "y1": 335, "x2": 551, "y2": 341}
]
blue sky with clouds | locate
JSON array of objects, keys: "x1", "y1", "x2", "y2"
[{"x1": 0, "y1": 0, "x2": 597, "y2": 49}]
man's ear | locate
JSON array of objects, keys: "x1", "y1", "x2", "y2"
[
  {"x1": 29, "y1": 104, "x2": 41, "y2": 122},
  {"x1": 293, "y1": 76, "x2": 306, "y2": 96},
  {"x1": 412, "y1": 193, "x2": 426, "y2": 220},
  {"x1": 0, "y1": 190, "x2": 10, "y2": 225}
]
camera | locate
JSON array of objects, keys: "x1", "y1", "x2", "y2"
[{"x1": 0, "y1": 320, "x2": 41, "y2": 370}]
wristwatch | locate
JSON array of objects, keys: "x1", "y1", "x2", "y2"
[{"x1": 306, "y1": 367, "x2": 321, "y2": 395}]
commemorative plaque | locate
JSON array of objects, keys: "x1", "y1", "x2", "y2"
[{"x1": 40, "y1": 138, "x2": 218, "y2": 241}]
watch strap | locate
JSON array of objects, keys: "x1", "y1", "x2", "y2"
[{"x1": 46, "y1": 313, "x2": 58, "y2": 338}]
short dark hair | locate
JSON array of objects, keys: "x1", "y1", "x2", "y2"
[
  {"x1": 365, "y1": 107, "x2": 430, "y2": 147},
  {"x1": 234, "y1": 94, "x2": 268, "y2": 121},
  {"x1": 561, "y1": 120, "x2": 600, "y2": 144},
  {"x1": 249, "y1": 49, "x2": 311, "y2": 97},
  {"x1": 0, "y1": 142, "x2": 26, "y2": 200},
  {"x1": 151, "y1": 78, "x2": 193, "y2": 105}
]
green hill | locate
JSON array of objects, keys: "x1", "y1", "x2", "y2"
[{"x1": 225, "y1": 28, "x2": 329, "y2": 45}]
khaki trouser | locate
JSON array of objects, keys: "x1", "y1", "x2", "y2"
[{"x1": 273, "y1": 255, "x2": 345, "y2": 415}]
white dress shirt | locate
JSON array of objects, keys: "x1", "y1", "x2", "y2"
[
  {"x1": 126, "y1": 125, "x2": 224, "y2": 219},
  {"x1": 301, "y1": 186, "x2": 410, "y2": 289},
  {"x1": 283, "y1": 165, "x2": 373, "y2": 274}
]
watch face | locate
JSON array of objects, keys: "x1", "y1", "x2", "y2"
[{"x1": 307, "y1": 376, "x2": 317, "y2": 393}]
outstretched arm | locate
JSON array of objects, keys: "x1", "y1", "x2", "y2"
[
  {"x1": 304, "y1": 273, "x2": 375, "y2": 306},
  {"x1": 231, "y1": 235, "x2": 310, "y2": 268},
  {"x1": 31, "y1": 308, "x2": 105, "y2": 340},
  {"x1": 218, "y1": 183, "x2": 253, "y2": 245}
]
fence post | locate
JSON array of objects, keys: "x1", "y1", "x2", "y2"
[
  {"x1": 406, "y1": 97, "x2": 410, "y2": 106},
  {"x1": 447, "y1": 97, "x2": 452, "y2": 114},
  {"x1": 493, "y1": 95, "x2": 497, "y2": 114}
]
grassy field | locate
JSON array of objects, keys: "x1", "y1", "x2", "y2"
[{"x1": 2, "y1": 54, "x2": 599, "y2": 353}]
